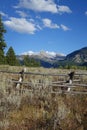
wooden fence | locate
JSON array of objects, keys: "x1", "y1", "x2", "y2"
[{"x1": 0, "y1": 69, "x2": 87, "y2": 95}]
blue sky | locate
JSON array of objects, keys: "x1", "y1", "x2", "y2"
[{"x1": 0, "y1": 0, "x2": 87, "y2": 55}]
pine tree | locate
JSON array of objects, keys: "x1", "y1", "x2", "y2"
[
  {"x1": 0, "y1": 14, "x2": 7, "y2": 64},
  {"x1": 6, "y1": 46, "x2": 19, "y2": 66},
  {"x1": 23, "y1": 55, "x2": 40, "y2": 67},
  {"x1": 23, "y1": 55, "x2": 30, "y2": 66}
]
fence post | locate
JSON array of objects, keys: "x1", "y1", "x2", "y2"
[
  {"x1": 67, "y1": 71, "x2": 75, "y2": 91},
  {"x1": 16, "y1": 68, "x2": 26, "y2": 94}
]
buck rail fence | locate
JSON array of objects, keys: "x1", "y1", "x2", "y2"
[{"x1": 0, "y1": 69, "x2": 87, "y2": 95}]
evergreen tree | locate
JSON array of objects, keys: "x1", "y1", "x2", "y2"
[
  {"x1": 6, "y1": 46, "x2": 19, "y2": 66},
  {"x1": 23, "y1": 55, "x2": 30, "y2": 66},
  {"x1": 0, "y1": 14, "x2": 7, "y2": 64},
  {"x1": 23, "y1": 55, "x2": 40, "y2": 67}
]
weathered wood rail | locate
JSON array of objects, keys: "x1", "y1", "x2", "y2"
[
  {"x1": 0, "y1": 70, "x2": 87, "y2": 76},
  {"x1": 0, "y1": 69, "x2": 87, "y2": 95}
]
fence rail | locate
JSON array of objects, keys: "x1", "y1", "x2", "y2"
[
  {"x1": 9, "y1": 80, "x2": 87, "y2": 87},
  {"x1": 0, "y1": 69, "x2": 87, "y2": 95},
  {"x1": 0, "y1": 70, "x2": 87, "y2": 76}
]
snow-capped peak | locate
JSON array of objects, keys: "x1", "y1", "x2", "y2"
[
  {"x1": 21, "y1": 50, "x2": 65, "y2": 58},
  {"x1": 22, "y1": 51, "x2": 38, "y2": 56}
]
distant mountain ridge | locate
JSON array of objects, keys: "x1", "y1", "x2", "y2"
[
  {"x1": 65, "y1": 47, "x2": 87, "y2": 64},
  {"x1": 22, "y1": 50, "x2": 65, "y2": 59},
  {"x1": 19, "y1": 50, "x2": 65, "y2": 67},
  {"x1": 17, "y1": 47, "x2": 87, "y2": 67}
]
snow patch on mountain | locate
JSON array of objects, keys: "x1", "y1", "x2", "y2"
[{"x1": 21, "y1": 50, "x2": 65, "y2": 58}]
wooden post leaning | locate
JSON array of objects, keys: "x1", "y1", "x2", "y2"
[
  {"x1": 67, "y1": 71, "x2": 75, "y2": 91},
  {"x1": 16, "y1": 68, "x2": 26, "y2": 94}
]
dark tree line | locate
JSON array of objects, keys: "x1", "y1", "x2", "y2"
[
  {"x1": 6, "y1": 46, "x2": 20, "y2": 66},
  {"x1": 0, "y1": 14, "x2": 40, "y2": 67},
  {"x1": 0, "y1": 15, "x2": 19, "y2": 66},
  {"x1": 23, "y1": 55, "x2": 40, "y2": 67},
  {"x1": 0, "y1": 14, "x2": 7, "y2": 64}
]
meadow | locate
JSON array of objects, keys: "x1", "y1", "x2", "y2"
[{"x1": 0, "y1": 65, "x2": 87, "y2": 130}]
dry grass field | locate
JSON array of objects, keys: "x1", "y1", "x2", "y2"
[{"x1": 0, "y1": 65, "x2": 87, "y2": 130}]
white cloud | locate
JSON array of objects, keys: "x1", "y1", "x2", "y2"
[
  {"x1": 58, "y1": 5, "x2": 72, "y2": 14},
  {"x1": 22, "y1": 50, "x2": 56, "y2": 56},
  {"x1": 85, "y1": 11, "x2": 87, "y2": 15},
  {"x1": 16, "y1": 10, "x2": 28, "y2": 17},
  {"x1": 46, "y1": 51, "x2": 65, "y2": 56},
  {"x1": 42, "y1": 18, "x2": 59, "y2": 29},
  {"x1": 4, "y1": 17, "x2": 37, "y2": 34},
  {"x1": 0, "y1": 11, "x2": 8, "y2": 17},
  {"x1": 60, "y1": 24, "x2": 70, "y2": 31},
  {"x1": 22, "y1": 51, "x2": 37, "y2": 55},
  {"x1": 15, "y1": 0, "x2": 57, "y2": 13},
  {"x1": 46, "y1": 51, "x2": 56, "y2": 56},
  {"x1": 15, "y1": 0, "x2": 72, "y2": 14},
  {"x1": 36, "y1": 24, "x2": 42, "y2": 30},
  {"x1": 22, "y1": 50, "x2": 65, "y2": 57}
]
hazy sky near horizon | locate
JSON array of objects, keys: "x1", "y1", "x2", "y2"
[{"x1": 0, "y1": 0, "x2": 87, "y2": 55}]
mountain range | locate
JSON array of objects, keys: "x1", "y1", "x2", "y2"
[
  {"x1": 65, "y1": 47, "x2": 87, "y2": 63},
  {"x1": 18, "y1": 47, "x2": 87, "y2": 67}
]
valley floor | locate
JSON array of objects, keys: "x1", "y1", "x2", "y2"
[{"x1": 0, "y1": 66, "x2": 87, "y2": 130}]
